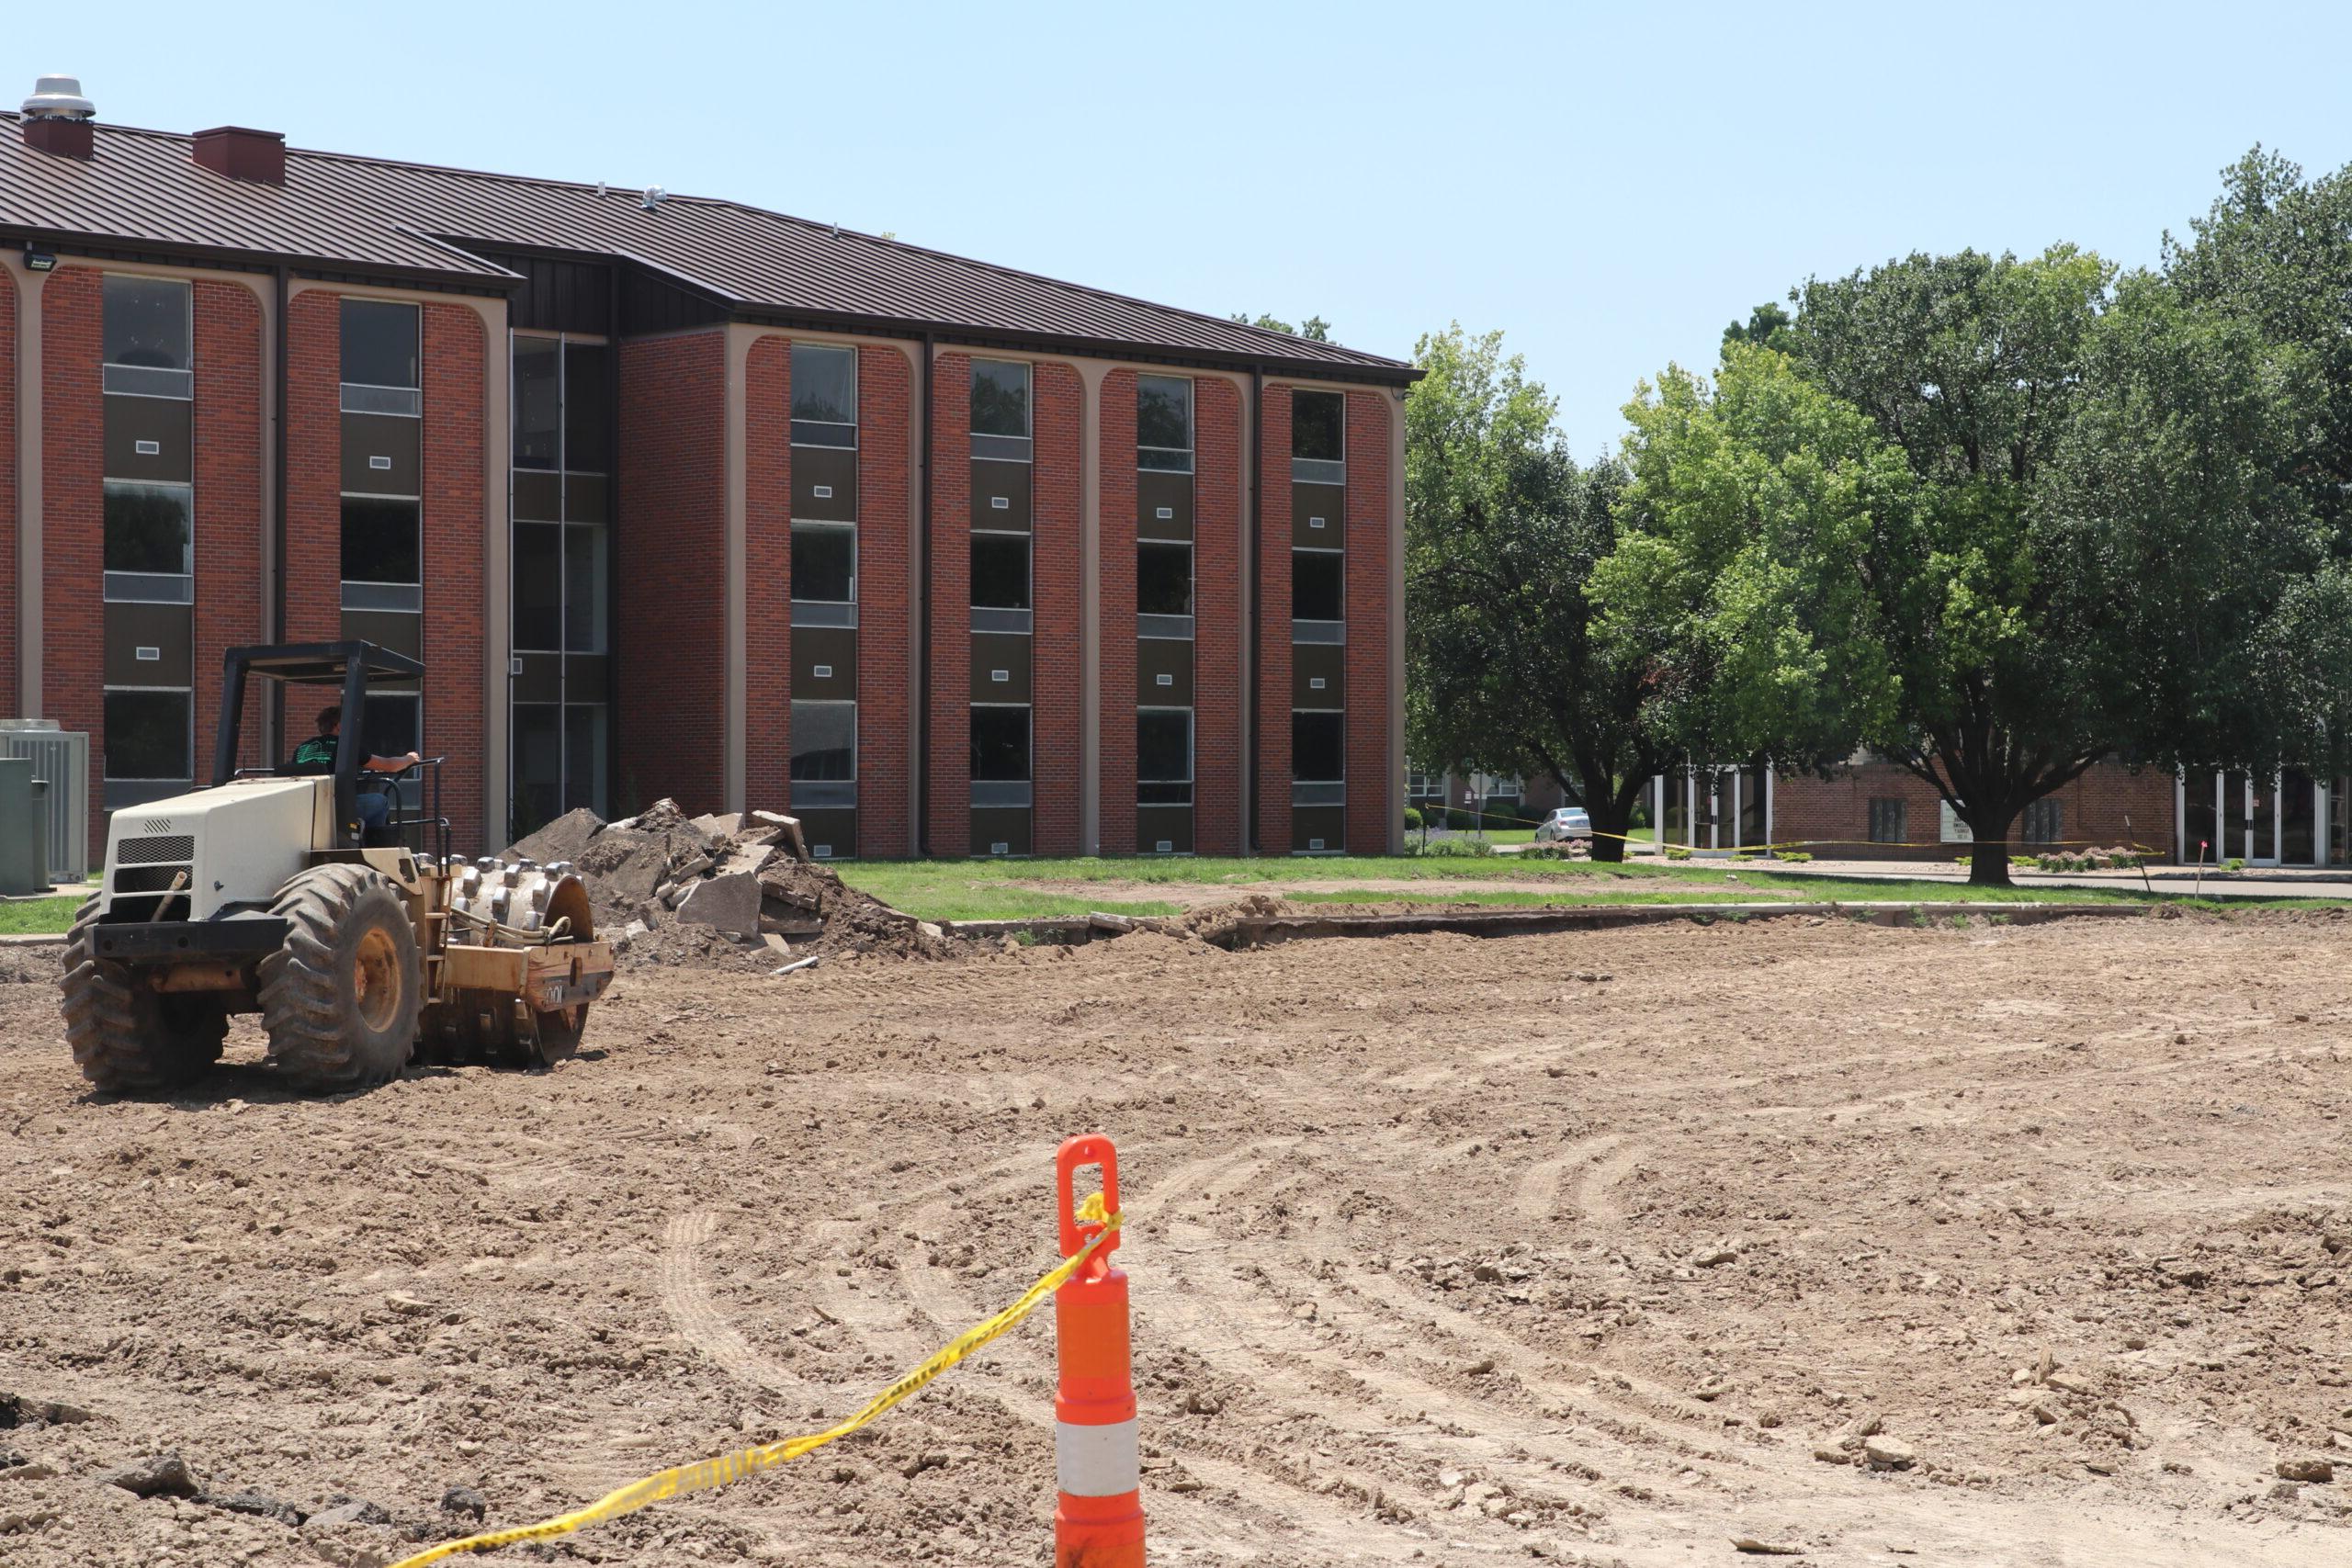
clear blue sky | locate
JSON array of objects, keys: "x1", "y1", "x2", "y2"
[{"x1": 13, "y1": 2, "x2": 2352, "y2": 458}]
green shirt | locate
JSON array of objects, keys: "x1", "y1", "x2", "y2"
[{"x1": 292, "y1": 734, "x2": 337, "y2": 773}]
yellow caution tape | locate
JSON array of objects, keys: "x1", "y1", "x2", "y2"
[{"x1": 388, "y1": 1200, "x2": 1123, "y2": 1568}]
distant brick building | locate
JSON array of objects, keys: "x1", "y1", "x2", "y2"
[{"x1": 0, "y1": 81, "x2": 1413, "y2": 862}]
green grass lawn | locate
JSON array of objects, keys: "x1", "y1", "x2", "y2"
[
  {"x1": 836, "y1": 854, "x2": 2345, "y2": 923},
  {"x1": 0, "y1": 896, "x2": 82, "y2": 935}
]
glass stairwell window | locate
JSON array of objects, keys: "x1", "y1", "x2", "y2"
[
  {"x1": 971, "y1": 358, "x2": 1032, "y2": 461},
  {"x1": 1137, "y1": 374, "x2": 1193, "y2": 473},
  {"x1": 1291, "y1": 389, "x2": 1344, "y2": 484},
  {"x1": 791, "y1": 344, "x2": 859, "y2": 448}
]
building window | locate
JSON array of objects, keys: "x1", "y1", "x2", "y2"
[
  {"x1": 793, "y1": 524, "x2": 856, "y2": 604},
  {"x1": 2023, "y1": 796, "x2": 2063, "y2": 844},
  {"x1": 1291, "y1": 389, "x2": 1344, "y2": 483},
  {"x1": 1137, "y1": 375, "x2": 1193, "y2": 473},
  {"x1": 104, "y1": 690, "x2": 192, "y2": 782},
  {"x1": 103, "y1": 481, "x2": 193, "y2": 580},
  {"x1": 1292, "y1": 549, "x2": 1343, "y2": 622},
  {"x1": 513, "y1": 335, "x2": 560, "y2": 469},
  {"x1": 1138, "y1": 708, "x2": 1193, "y2": 806},
  {"x1": 971, "y1": 705, "x2": 1031, "y2": 782},
  {"x1": 1868, "y1": 797, "x2": 1907, "y2": 844},
  {"x1": 972, "y1": 533, "x2": 1031, "y2": 610},
  {"x1": 792, "y1": 344, "x2": 859, "y2": 447},
  {"x1": 362, "y1": 694, "x2": 423, "y2": 759},
  {"x1": 1137, "y1": 542, "x2": 1193, "y2": 617},
  {"x1": 340, "y1": 299, "x2": 420, "y2": 415},
  {"x1": 1293, "y1": 710, "x2": 1343, "y2": 784},
  {"x1": 791, "y1": 701, "x2": 857, "y2": 782},
  {"x1": 341, "y1": 497, "x2": 421, "y2": 604},
  {"x1": 971, "y1": 359, "x2": 1032, "y2": 460},
  {"x1": 101, "y1": 276, "x2": 191, "y2": 399}
]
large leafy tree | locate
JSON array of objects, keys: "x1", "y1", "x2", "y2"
[
  {"x1": 1231, "y1": 311, "x2": 1332, "y2": 342},
  {"x1": 1406, "y1": 326, "x2": 1670, "y2": 859},
  {"x1": 1591, "y1": 345, "x2": 1901, "y2": 785}
]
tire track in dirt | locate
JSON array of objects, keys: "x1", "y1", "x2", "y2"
[
  {"x1": 1515, "y1": 1134, "x2": 1618, "y2": 1222},
  {"x1": 658, "y1": 1208, "x2": 808, "y2": 1399}
]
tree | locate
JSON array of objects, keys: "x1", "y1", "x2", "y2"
[
  {"x1": 1405, "y1": 326, "x2": 1670, "y2": 859},
  {"x1": 1592, "y1": 345, "x2": 1901, "y2": 786},
  {"x1": 1722, "y1": 301, "x2": 1794, "y2": 355},
  {"x1": 2164, "y1": 149, "x2": 2352, "y2": 534},
  {"x1": 1776, "y1": 247, "x2": 2314, "y2": 884},
  {"x1": 1232, "y1": 311, "x2": 1332, "y2": 342}
]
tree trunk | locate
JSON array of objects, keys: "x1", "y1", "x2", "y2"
[
  {"x1": 1586, "y1": 798, "x2": 1632, "y2": 863},
  {"x1": 1967, "y1": 831, "x2": 2012, "y2": 887}
]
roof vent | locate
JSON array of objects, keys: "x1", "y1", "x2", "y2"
[
  {"x1": 193, "y1": 125, "x2": 286, "y2": 185},
  {"x1": 21, "y1": 73, "x2": 95, "y2": 159},
  {"x1": 640, "y1": 186, "x2": 667, "y2": 211}
]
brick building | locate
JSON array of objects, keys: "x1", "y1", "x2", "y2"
[{"x1": 0, "y1": 82, "x2": 1413, "y2": 863}]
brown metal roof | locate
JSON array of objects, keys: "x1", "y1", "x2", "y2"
[{"x1": 0, "y1": 116, "x2": 1414, "y2": 381}]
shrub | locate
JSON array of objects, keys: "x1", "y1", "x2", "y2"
[
  {"x1": 1520, "y1": 840, "x2": 1589, "y2": 862},
  {"x1": 1772, "y1": 851, "x2": 1813, "y2": 863},
  {"x1": 2223, "y1": 857, "x2": 2246, "y2": 873},
  {"x1": 1410, "y1": 837, "x2": 1497, "y2": 859},
  {"x1": 1403, "y1": 807, "x2": 1423, "y2": 831},
  {"x1": 1664, "y1": 845, "x2": 1692, "y2": 861}
]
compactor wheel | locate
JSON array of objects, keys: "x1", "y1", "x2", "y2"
[
  {"x1": 58, "y1": 896, "x2": 228, "y2": 1092},
  {"x1": 257, "y1": 864, "x2": 422, "y2": 1090}
]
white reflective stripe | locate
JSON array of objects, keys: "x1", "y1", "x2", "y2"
[{"x1": 1056, "y1": 1417, "x2": 1139, "y2": 1497}]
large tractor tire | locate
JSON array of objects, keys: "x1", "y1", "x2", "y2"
[
  {"x1": 58, "y1": 897, "x2": 229, "y2": 1092},
  {"x1": 257, "y1": 864, "x2": 422, "y2": 1091}
]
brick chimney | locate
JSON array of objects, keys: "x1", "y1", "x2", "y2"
[
  {"x1": 20, "y1": 73, "x2": 95, "y2": 159},
  {"x1": 193, "y1": 125, "x2": 286, "y2": 185}
]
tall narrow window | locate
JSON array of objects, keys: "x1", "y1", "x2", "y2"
[
  {"x1": 1291, "y1": 389, "x2": 1344, "y2": 483},
  {"x1": 971, "y1": 359, "x2": 1032, "y2": 460},
  {"x1": 340, "y1": 299, "x2": 420, "y2": 415},
  {"x1": 1136, "y1": 375, "x2": 1193, "y2": 472},
  {"x1": 792, "y1": 525, "x2": 856, "y2": 603},
  {"x1": 792, "y1": 344, "x2": 859, "y2": 446},
  {"x1": 1293, "y1": 711, "x2": 1343, "y2": 784},
  {"x1": 971, "y1": 534, "x2": 1032, "y2": 610},
  {"x1": 971, "y1": 706, "x2": 1032, "y2": 782},
  {"x1": 1292, "y1": 550, "x2": 1343, "y2": 622},
  {"x1": 1137, "y1": 542, "x2": 1193, "y2": 617},
  {"x1": 791, "y1": 701, "x2": 857, "y2": 782},
  {"x1": 102, "y1": 482, "x2": 194, "y2": 600},
  {"x1": 101, "y1": 276, "x2": 191, "y2": 398},
  {"x1": 1137, "y1": 709, "x2": 1193, "y2": 806}
]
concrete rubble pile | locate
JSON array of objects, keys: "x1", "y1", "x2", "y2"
[{"x1": 503, "y1": 799, "x2": 959, "y2": 968}]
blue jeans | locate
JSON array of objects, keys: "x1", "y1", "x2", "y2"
[{"x1": 356, "y1": 789, "x2": 391, "y2": 840}]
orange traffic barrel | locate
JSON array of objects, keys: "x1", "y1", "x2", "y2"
[{"x1": 1054, "y1": 1134, "x2": 1143, "y2": 1567}]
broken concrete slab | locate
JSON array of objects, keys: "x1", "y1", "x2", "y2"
[
  {"x1": 721, "y1": 843, "x2": 776, "y2": 878},
  {"x1": 690, "y1": 811, "x2": 745, "y2": 839},
  {"x1": 504, "y1": 806, "x2": 605, "y2": 866},
  {"x1": 676, "y1": 872, "x2": 763, "y2": 935},
  {"x1": 752, "y1": 810, "x2": 811, "y2": 862}
]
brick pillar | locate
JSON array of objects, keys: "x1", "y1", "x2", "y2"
[
  {"x1": 1254, "y1": 387, "x2": 1293, "y2": 853},
  {"x1": 421, "y1": 303, "x2": 486, "y2": 853},
  {"x1": 1344, "y1": 389, "x2": 1392, "y2": 856},
  {"x1": 191, "y1": 281, "x2": 266, "y2": 786},
  {"x1": 857, "y1": 344, "x2": 913, "y2": 856},
  {"x1": 1096, "y1": 370, "x2": 1137, "y2": 856},
  {"x1": 40, "y1": 267, "x2": 103, "y2": 863},
  {"x1": 1193, "y1": 378, "x2": 1244, "y2": 856},
  {"x1": 926, "y1": 352, "x2": 972, "y2": 856},
  {"x1": 1034, "y1": 362, "x2": 1082, "y2": 857},
  {"x1": 283, "y1": 290, "x2": 341, "y2": 643},
  {"x1": 746, "y1": 335, "x2": 791, "y2": 811},
  {"x1": 616, "y1": 331, "x2": 729, "y2": 814},
  {"x1": 0, "y1": 268, "x2": 17, "y2": 716}
]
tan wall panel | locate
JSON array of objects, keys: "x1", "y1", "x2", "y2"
[
  {"x1": 104, "y1": 396, "x2": 194, "y2": 484},
  {"x1": 1292, "y1": 481, "x2": 1344, "y2": 547},
  {"x1": 792, "y1": 446, "x2": 857, "y2": 522},
  {"x1": 970, "y1": 458, "x2": 1032, "y2": 531},
  {"x1": 104, "y1": 602, "x2": 194, "y2": 686},
  {"x1": 793, "y1": 626, "x2": 857, "y2": 696},
  {"x1": 971, "y1": 632, "x2": 1033, "y2": 703},
  {"x1": 1292, "y1": 642, "x2": 1344, "y2": 707},
  {"x1": 796, "y1": 807, "x2": 857, "y2": 861},
  {"x1": 1137, "y1": 470, "x2": 1193, "y2": 540},
  {"x1": 1137, "y1": 638, "x2": 1193, "y2": 705},
  {"x1": 1292, "y1": 805, "x2": 1346, "y2": 853},
  {"x1": 969, "y1": 806, "x2": 1033, "y2": 857},
  {"x1": 342, "y1": 412, "x2": 421, "y2": 495},
  {"x1": 1136, "y1": 804, "x2": 1193, "y2": 854}
]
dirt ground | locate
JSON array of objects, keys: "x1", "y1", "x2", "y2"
[{"x1": 3, "y1": 911, "x2": 2349, "y2": 1566}]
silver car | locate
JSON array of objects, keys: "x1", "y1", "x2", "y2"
[{"x1": 1534, "y1": 807, "x2": 1592, "y2": 842}]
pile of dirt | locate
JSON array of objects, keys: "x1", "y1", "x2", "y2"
[{"x1": 506, "y1": 801, "x2": 970, "y2": 969}]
